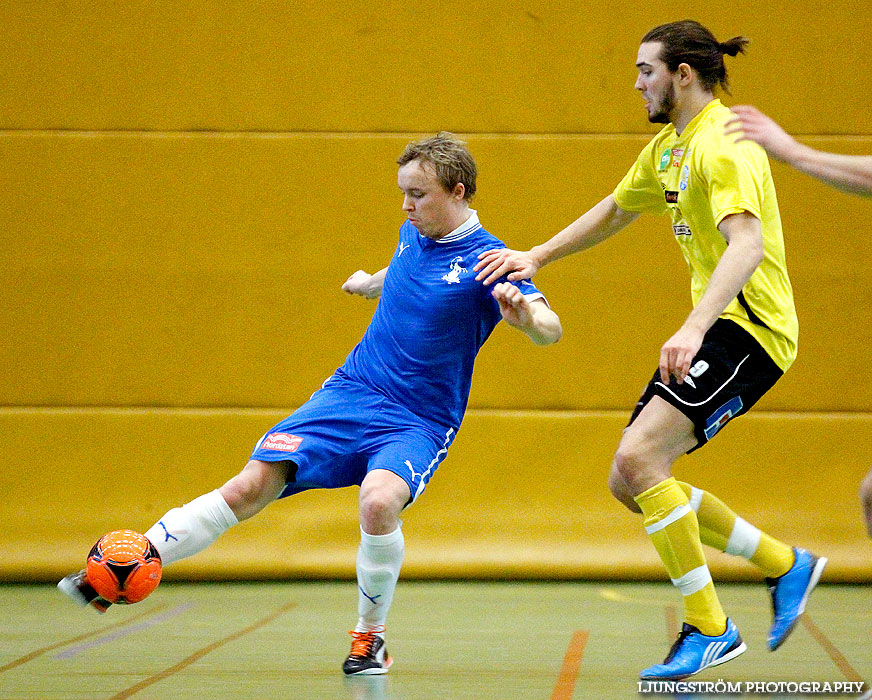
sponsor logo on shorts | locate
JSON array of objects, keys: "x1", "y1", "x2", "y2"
[
  {"x1": 262, "y1": 432, "x2": 303, "y2": 452},
  {"x1": 704, "y1": 396, "x2": 744, "y2": 440},
  {"x1": 689, "y1": 360, "x2": 709, "y2": 378},
  {"x1": 684, "y1": 360, "x2": 710, "y2": 388},
  {"x1": 672, "y1": 223, "x2": 692, "y2": 237}
]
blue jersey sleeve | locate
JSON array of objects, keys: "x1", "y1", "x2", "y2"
[{"x1": 514, "y1": 277, "x2": 546, "y2": 305}]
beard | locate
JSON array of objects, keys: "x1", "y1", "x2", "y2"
[{"x1": 648, "y1": 83, "x2": 676, "y2": 124}]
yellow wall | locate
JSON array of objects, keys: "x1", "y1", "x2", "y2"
[
  {"x1": 3, "y1": 408, "x2": 871, "y2": 582},
  {"x1": 2, "y1": 1, "x2": 869, "y2": 134},
  {"x1": 2, "y1": 2, "x2": 870, "y2": 581}
]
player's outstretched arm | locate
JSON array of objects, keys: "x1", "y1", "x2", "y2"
[
  {"x1": 474, "y1": 195, "x2": 638, "y2": 285},
  {"x1": 342, "y1": 267, "x2": 388, "y2": 299},
  {"x1": 726, "y1": 105, "x2": 872, "y2": 197},
  {"x1": 492, "y1": 282, "x2": 562, "y2": 346}
]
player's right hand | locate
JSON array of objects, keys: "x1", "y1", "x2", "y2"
[
  {"x1": 342, "y1": 270, "x2": 379, "y2": 299},
  {"x1": 473, "y1": 248, "x2": 539, "y2": 286},
  {"x1": 725, "y1": 105, "x2": 796, "y2": 163},
  {"x1": 659, "y1": 324, "x2": 704, "y2": 385}
]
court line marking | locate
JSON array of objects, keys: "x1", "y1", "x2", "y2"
[
  {"x1": 0, "y1": 602, "x2": 169, "y2": 673},
  {"x1": 53, "y1": 603, "x2": 195, "y2": 659},
  {"x1": 107, "y1": 601, "x2": 297, "y2": 700},
  {"x1": 801, "y1": 613, "x2": 866, "y2": 684},
  {"x1": 551, "y1": 629, "x2": 589, "y2": 700}
]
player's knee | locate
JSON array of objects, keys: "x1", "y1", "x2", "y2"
[
  {"x1": 220, "y1": 460, "x2": 289, "y2": 521},
  {"x1": 359, "y1": 480, "x2": 407, "y2": 534},
  {"x1": 860, "y1": 468, "x2": 872, "y2": 500},
  {"x1": 359, "y1": 491, "x2": 401, "y2": 533},
  {"x1": 608, "y1": 464, "x2": 642, "y2": 513},
  {"x1": 860, "y1": 468, "x2": 872, "y2": 538},
  {"x1": 612, "y1": 442, "x2": 650, "y2": 490},
  {"x1": 613, "y1": 428, "x2": 675, "y2": 496}
]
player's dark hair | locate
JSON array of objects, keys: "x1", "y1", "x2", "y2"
[
  {"x1": 397, "y1": 132, "x2": 477, "y2": 201},
  {"x1": 642, "y1": 20, "x2": 749, "y2": 94}
]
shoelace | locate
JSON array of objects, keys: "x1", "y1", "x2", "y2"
[
  {"x1": 663, "y1": 627, "x2": 694, "y2": 664},
  {"x1": 348, "y1": 627, "x2": 385, "y2": 658}
]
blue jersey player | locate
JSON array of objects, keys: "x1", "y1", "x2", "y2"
[{"x1": 59, "y1": 132, "x2": 562, "y2": 676}]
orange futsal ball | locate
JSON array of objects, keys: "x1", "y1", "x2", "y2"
[{"x1": 86, "y1": 530, "x2": 162, "y2": 604}]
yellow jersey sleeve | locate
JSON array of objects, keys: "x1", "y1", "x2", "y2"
[
  {"x1": 700, "y1": 136, "x2": 768, "y2": 226},
  {"x1": 613, "y1": 138, "x2": 669, "y2": 215}
]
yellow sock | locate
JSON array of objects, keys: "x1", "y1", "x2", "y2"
[
  {"x1": 677, "y1": 482, "x2": 793, "y2": 578},
  {"x1": 636, "y1": 477, "x2": 726, "y2": 636}
]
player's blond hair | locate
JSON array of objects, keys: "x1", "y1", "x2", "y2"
[{"x1": 397, "y1": 132, "x2": 477, "y2": 201}]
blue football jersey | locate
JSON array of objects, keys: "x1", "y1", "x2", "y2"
[{"x1": 337, "y1": 211, "x2": 545, "y2": 431}]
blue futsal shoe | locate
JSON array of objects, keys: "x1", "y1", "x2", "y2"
[
  {"x1": 640, "y1": 618, "x2": 746, "y2": 680},
  {"x1": 766, "y1": 547, "x2": 827, "y2": 651}
]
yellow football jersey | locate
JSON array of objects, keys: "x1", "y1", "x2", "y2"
[{"x1": 613, "y1": 99, "x2": 798, "y2": 371}]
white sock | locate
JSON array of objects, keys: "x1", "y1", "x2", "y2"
[
  {"x1": 144, "y1": 490, "x2": 238, "y2": 566},
  {"x1": 355, "y1": 525, "x2": 404, "y2": 635}
]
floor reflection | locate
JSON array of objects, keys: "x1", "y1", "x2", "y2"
[{"x1": 343, "y1": 674, "x2": 391, "y2": 700}]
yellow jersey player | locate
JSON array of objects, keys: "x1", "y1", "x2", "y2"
[{"x1": 475, "y1": 20, "x2": 826, "y2": 680}]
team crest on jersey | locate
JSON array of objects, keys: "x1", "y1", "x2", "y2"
[
  {"x1": 659, "y1": 148, "x2": 671, "y2": 171},
  {"x1": 680, "y1": 164, "x2": 690, "y2": 191},
  {"x1": 441, "y1": 256, "x2": 466, "y2": 284},
  {"x1": 261, "y1": 432, "x2": 303, "y2": 452}
]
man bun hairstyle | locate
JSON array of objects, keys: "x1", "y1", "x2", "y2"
[
  {"x1": 642, "y1": 20, "x2": 749, "y2": 94},
  {"x1": 718, "y1": 36, "x2": 748, "y2": 58},
  {"x1": 397, "y1": 131, "x2": 477, "y2": 201}
]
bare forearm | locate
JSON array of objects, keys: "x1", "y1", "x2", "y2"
[
  {"x1": 783, "y1": 143, "x2": 872, "y2": 197},
  {"x1": 531, "y1": 196, "x2": 638, "y2": 267},
  {"x1": 685, "y1": 235, "x2": 763, "y2": 334},
  {"x1": 342, "y1": 267, "x2": 388, "y2": 299},
  {"x1": 521, "y1": 305, "x2": 563, "y2": 346},
  {"x1": 369, "y1": 267, "x2": 388, "y2": 293}
]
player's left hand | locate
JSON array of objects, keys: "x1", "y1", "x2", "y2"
[
  {"x1": 659, "y1": 325, "x2": 704, "y2": 384},
  {"x1": 492, "y1": 282, "x2": 533, "y2": 329}
]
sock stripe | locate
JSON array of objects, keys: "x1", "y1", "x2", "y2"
[
  {"x1": 670, "y1": 564, "x2": 713, "y2": 596},
  {"x1": 688, "y1": 486, "x2": 703, "y2": 513},
  {"x1": 644, "y1": 503, "x2": 693, "y2": 535},
  {"x1": 725, "y1": 517, "x2": 762, "y2": 558}
]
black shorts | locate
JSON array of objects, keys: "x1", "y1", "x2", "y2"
[{"x1": 628, "y1": 318, "x2": 784, "y2": 452}]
